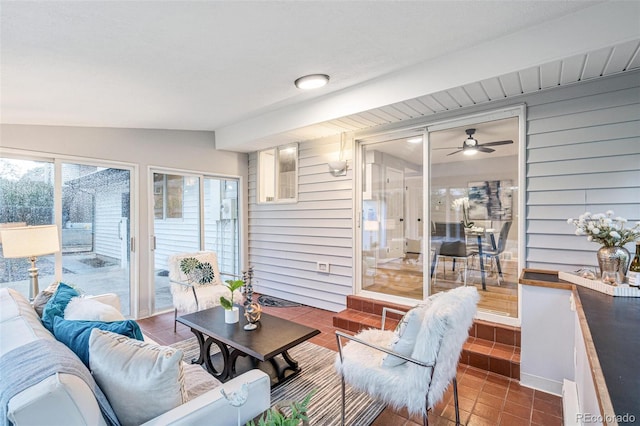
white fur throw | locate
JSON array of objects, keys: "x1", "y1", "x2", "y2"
[
  {"x1": 335, "y1": 286, "x2": 479, "y2": 416},
  {"x1": 64, "y1": 296, "x2": 125, "y2": 322}
]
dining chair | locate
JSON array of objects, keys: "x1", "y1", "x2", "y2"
[{"x1": 470, "y1": 221, "x2": 512, "y2": 285}]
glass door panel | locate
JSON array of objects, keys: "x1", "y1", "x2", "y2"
[
  {"x1": 360, "y1": 134, "x2": 424, "y2": 301},
  {"x1": 0, "y1": 158, "x2": 55, "y2": 297},
  {"x1": 61, "y1": 163, "x2": 132, "y2": 315},
  {"x1": 204, "y1": 178, "x2": 239, "y2": 275},
  {"x1": 152, "y1": 173, "x2": 200, "y2": 313},
  {"x1": 429, "y1": 117, "x2": 519, "y2": 318}
]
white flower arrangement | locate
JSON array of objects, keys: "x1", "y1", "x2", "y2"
[{"x1": 567, "y1": 210, "x2": 640, "y2": 247}]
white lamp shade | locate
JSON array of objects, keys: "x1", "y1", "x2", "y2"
[{"x1": 1, "y1": 225, "x2": 60, "y2": 258}]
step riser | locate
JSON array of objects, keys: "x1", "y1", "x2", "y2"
[{"x1": 337, "y1": 295, "x2": 520, "y2": 379}]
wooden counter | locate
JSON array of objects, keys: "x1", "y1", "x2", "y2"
[{"x1": 520, "y1": 269, "x2": 639, "y2": 425}]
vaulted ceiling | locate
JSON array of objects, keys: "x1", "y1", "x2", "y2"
[{"x1": 1, "y1": 1, "x2": 639, "y2": 152}]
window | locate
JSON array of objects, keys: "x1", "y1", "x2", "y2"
[
  {"x1": 154, "y1": 173, "x2": 183, "y2": 219},
  {"x1": 258, "y1": 144, "x2": 298, "y2": 203}
]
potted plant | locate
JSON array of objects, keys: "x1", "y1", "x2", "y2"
[
  {"x1": 246, "y1": 390, "x2": 315, "y2": 426},
  {"x1": 221, "y1": 279, "x2": 244, "y2": 323}
]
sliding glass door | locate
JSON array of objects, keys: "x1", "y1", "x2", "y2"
[
  {"x1": 1, "y1": 157, "x2": 134, "y2": 315},
  {"x1": 151, "y1": 170, "x2": 240, "y2": 313},
  {"x1": 357, "y1": 109, "x2": 522, "y2": 321}
]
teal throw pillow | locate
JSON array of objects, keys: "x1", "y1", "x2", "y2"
[
  {"x1": 41, "y1": 282, "x2": 79, "y2": 332},
  {"x1": 53, "y1": 316, "x2": 144, "y2": 367}
]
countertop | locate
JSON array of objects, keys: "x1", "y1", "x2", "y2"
[{"x1": 520, "y1": 269, "x2": 639, "y2": 423}]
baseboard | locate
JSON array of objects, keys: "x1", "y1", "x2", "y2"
[
  {"x1": 562, "y1": 379, "x2": 580, "y2": 426},
  {"x1": 519, "y1": 372, "x2": 563, "y2": 396}
]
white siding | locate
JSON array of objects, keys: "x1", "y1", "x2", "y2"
[
  {"x1": 525, "y1": 71, "x2": 640, "y2": 271},
  {"x1": 248, "y1": 137, "x2": 353, "y2": 312},
  {"x1": 247, "y1": 71, "x2": 640, "y2": 311}
]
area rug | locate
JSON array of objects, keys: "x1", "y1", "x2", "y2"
[
  {"x1": 257, "y1": 294, "x2": 302, "y2": 307},
  {"x1": 170, "y1": 338, "x2": 385, "y2": 425}
]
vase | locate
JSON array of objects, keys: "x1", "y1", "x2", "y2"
[
  {"x1": 597, "y1": 246, "x2": 631, "y2": 284},
  {"x1": 225, "y1": 306, "x2": 239, "y2": 324}
]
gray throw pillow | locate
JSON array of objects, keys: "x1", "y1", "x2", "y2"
[{"x1": 32, "y1": 281, "x2": 60, "y2": 317}]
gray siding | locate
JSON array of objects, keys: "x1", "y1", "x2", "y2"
[
  {"x1": 526, "y1": 72, "x2": 640, "y2": 271},
  {"x1": 248, "y1": 137, "x2": 353, "y2": 312},
  {"x1": 248, "y1": 71, "x2": 640, "y2": 311}
]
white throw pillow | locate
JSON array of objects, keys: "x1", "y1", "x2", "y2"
[
  {"x1": 381, "y1": 304, "x2": 427, "y2": 367},
  {"x1": 89, "y1": 329, "x2": 188, "y2": 426},
  {"x1": 65, "y1": 297, "x2": 125, "y2": 322}
]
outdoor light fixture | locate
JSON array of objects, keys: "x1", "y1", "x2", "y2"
[
  {"x1": 294, "y1": 74, "x2": 330, "y2": 90},
  {"x1": 407, "y1": 137, "x2": 423, "y2": 144},
  {"x1": 328, "y1": 132, "x2": 348, "y2": 176},
  {"x1": 1, "y1": 225, "x2": 60, "y2": 299}
]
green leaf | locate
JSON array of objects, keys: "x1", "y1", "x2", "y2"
[{"x1": 220, "y1": 296, "x2": 233, "y2": 310}]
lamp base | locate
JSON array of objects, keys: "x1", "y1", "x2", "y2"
[{"x1": 28, "y1": 256, "x2": 40, "y2": 300}]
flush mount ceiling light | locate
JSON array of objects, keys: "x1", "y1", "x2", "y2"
[
  {"x1": 294, "y1": 74, "x2": 330, "y2": 90},
  {"x1": 407, "y1": 137, "x2": 423, "y2": 144}
]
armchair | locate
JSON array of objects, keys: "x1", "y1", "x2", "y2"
[
  {"x1": 335, "y1": 286, "x2": 479, "y2": 426},
  {"x1": 168, "y1": 251, "x2": 243, "y2": 332}
]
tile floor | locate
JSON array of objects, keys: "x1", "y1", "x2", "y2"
[{"x1": 137, "y1": 303, "x2": 562, "y2": 426}]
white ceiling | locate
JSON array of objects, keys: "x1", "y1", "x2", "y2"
[{"x1": 1, "y1": 1, "x2": 639, "y2": 152}]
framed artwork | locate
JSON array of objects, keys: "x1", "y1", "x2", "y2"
[{"x1": 467, "y1": 180, "x2": 512, "y2": 220}]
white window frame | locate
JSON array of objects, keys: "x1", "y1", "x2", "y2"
[{"x1": 257, "y1": 143, "x2": 298, "y2": 204}]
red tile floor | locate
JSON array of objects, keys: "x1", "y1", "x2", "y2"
[{"x1": 137, "y1": 303, "x2": 562, "y2": 426}]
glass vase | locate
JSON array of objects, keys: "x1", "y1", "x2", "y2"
[{"x1": 597, "y1": 246, "x2": 631, "y2": 284}]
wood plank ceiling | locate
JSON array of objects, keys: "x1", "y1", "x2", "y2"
[{"x1": 282, "y1": 39, "x2": 640, "y2": 142}]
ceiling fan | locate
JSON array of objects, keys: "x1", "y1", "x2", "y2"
[{"x1": 444, "y1": 128, "x2": 513, "y2": 156}]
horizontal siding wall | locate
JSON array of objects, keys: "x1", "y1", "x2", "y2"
[
  {"x1": 247, "y1": 71, "x2": 640, "y2": 311},
  {"x1": 525, "y1": 70, "x2": 640, "y2": 271},
  {"x1": 248, "y1": 136, "x2": 353, "y2": 312}
]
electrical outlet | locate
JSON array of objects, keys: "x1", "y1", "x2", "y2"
[{"x1": 317, "y1": 262, "x2": 329, "y2": 273}]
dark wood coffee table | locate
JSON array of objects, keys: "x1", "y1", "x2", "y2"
[{"x1": 177, "y1": 306, "x2": 320, "y2": 387}]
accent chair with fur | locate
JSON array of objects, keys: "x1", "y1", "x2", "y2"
[{"x1": 335, "y1": 286, "x2": 479, "y2": 426}]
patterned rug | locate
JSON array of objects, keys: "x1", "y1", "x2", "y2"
[{"x1": 170, "y1": 338, "x2": 385, "y2": 425}]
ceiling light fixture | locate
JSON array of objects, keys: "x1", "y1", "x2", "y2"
[
  {"x1": 407, "y1": 137, "x2": 423, "y2": 144},
  {"x1": 295, "y1": 74, "x2": 330, "y2": 90}
]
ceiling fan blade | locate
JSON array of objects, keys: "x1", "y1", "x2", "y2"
[
  {"x1": 477, "y1": 147, "x2": 495, "y2": 153},
  {"x1": 479, "y1": 140, "x2": 513, "y2": 147},
  {"x1": 446, "y1": 149, "x2": 463, "y2": 156},
  {"x1": 433, "y1": 146, "x2": 459, "y2": 150}
]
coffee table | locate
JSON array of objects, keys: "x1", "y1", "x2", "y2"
[{"x1": 177, "y1": 306, "x2": 320, "y2": 387}]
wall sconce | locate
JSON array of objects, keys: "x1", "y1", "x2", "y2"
[
  {"x1": 328, "y1": 132, "x2": 349, "y2": 177},
  {"x1": 1, "y1": 224, "x2": 60, "y2": 299},
  {"x1": 328, "y1": 160, "x2": 348, "y2": 177}
]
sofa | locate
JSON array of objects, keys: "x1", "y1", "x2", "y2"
[{"x1": 0, "y1": 286, "x2": 270, "y2": 425}]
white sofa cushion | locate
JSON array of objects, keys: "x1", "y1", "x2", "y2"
[{"x1": 89, "y1": 329, "x2": 189, "y2": 426}]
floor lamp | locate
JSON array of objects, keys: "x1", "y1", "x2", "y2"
[{"x1": 1, "y1": 225, "x2": 60, "y2": 300}]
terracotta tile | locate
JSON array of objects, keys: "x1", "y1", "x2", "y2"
[
  {"x1": 500, "y1": 412, "x2": 531, "y2": 426},
  {"x1": 470, "y1": 340, "x2": 493, "y2": 355},
  {"x1": 472, "y1": 401, "x2": 502, "y2": 422},
  {"x1": 361, "y1": 300, "x2": 375, "y2": 313},
  {"x1": 491, "y1": 342, "x2": 515, "y2": 358},
  {"x1": 459, "y1": 372, "x2": 484, "y2": 389},
  {"x1": 512, "y1": 363, "x2": 520, "y2": 380},
  {"x1": 532, "y1": 398, "x2": 562, "y2": 418},
  {"x1": 469, "y1": 353, "x2": 489, "y2": 371},
  {"x1": 476, "y1": 392, "x2": 504, "y2": 409},
  {"x1": 482, "y1": 381, "x2": 508, "y2": 399},
  {"x1": 442, "y1": 404, "x2": 471, "y2": 424},
  {"x1": 533, "y1": 390, "x2": 562, "y2": 406},
  {"x1": 515, "y1": 330, "x2": 521, "y2": 347},
  {"x1": 467, "y1": 413, "x2": 499, "y2": 426},
  {"x1": 495, "y1": 327, "x2": 515, "y2": 346},
  {"x1": 531, "y1": 410, "x2": 562, "y2": 426},
  {"x1": 476, "y1": 323, "x2": 495, "y2": 341},
  {"x1": 503, "y1": 400, "x2": 532, "y2": 420},
  {"x1": 469, "y1": 322, "x2": 478, "y2": 338},
  {"x1": 371, "y1": 408, "x2": 404, "y2": 425},
  {"x1": 485, "y1": 372, "x2": 511, "y2": 387},
  {"x1": 509, "y1": 382, "x2": 535, "y2": 397},
  {"x1": 506, "y1": 389, "x2": 534, "y2": 408},
  {"x1": 489, "y1": 358, "x2": 512, "y2": 378}
]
